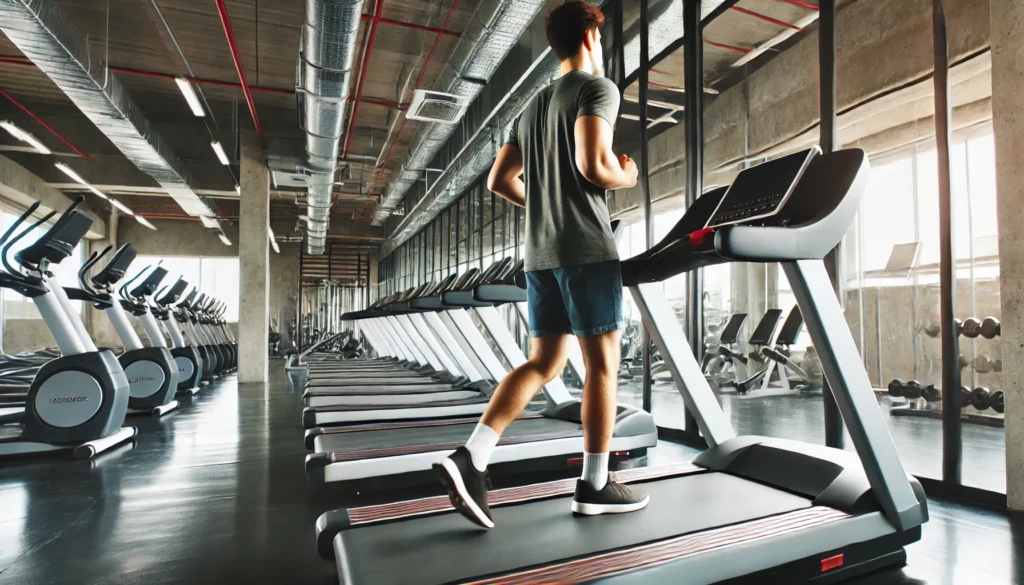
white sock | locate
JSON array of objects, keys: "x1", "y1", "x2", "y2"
[
  {"x1": 582, "y1": 451, "x2": 609, "y2": 490},
  {"x1": 464, "y1": 423, "x2": 500, "y2": 471}
]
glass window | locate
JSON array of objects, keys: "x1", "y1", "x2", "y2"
[
  {"x1": 139, "y1": 255, "x2": 240, "y2": 322},
  {"x1": 1, "y1": 212, "x2": 84, "y2": 317}
]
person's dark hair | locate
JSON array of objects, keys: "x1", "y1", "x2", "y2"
[{"x1": 545, "y1": 1, "x2": 605, "y2": 60}]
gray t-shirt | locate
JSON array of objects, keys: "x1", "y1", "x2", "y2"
[{"x1": 506, "y1": 70, "x2": 621, "y2": 272}]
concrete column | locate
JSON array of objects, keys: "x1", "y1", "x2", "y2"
[
  {"x1": 238, "y1": 131, "x2": 270, "y2": 383},
  {"x1": 993, "y1": 0, "x2": 1024, "y2": 509}
]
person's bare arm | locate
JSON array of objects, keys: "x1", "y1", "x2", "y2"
[
  {"x1": 574, "y1": 115, "x2": 638, "y2": 190},
  {"x1": 487, "y1": 144, "x2": 526, "y2": 207}
]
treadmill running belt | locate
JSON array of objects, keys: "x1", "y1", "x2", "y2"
[
  {"x1": 464, "y1": 507, "x2": 850, "y2": 585},
  {"x1": 315, "y1": 417, "x2": 579, "y2": 455},
  {"x1": 315, "y1": 413, "x2": 543, "y2": 437},
  {"x1": 327, "y1": 430, "x2": 582, "y2": 463},
  {"x1": 308, "y1": 395, "x2": 489, "y2": 412},
  {"x1": 335, "y1": 474, "x2": 814, "y2": 585},
  {"x1": 347, "y1": 462, "x2": 701, "y2": 526}
]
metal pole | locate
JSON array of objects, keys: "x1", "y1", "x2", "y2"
[
  {"x1": 682, "y1": 0, "x2": 703, "y2": 441},
  {"x1": 819, "y1": 0, "x2": 845, "y2": 449},
  {"x1": 933, "y1": 0, "x2": 961, "y2": 484},
  {"x1": 297, "y1": 237, "x2": 304, "y2": 352},
  {"x1": 639, "y1": 0, "x2": 653, "y2": 414}
]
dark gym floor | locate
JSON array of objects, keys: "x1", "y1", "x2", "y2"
[{"x1": 1, "y1": 364, "x2": 1020, "y2": 585}]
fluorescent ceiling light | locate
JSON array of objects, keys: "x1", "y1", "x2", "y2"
[
  {"x1": 268, "y1": 226, "x2": 275, "y2": 242},
  {"x1": 175, "y1": 77, "x2": 205, "y2": 118},
  {"x1": 199, "y1": 215, "x2": 219, "y2": 229},
  {"x1": 211, "y1": 141, "x2": 229, "y2": 165},
  {"x1": 55, "y1": 162, "x2": 87, "y2": 184},
  {"x1": 271, "y1": 240, "x2": 280, "y2": 254},
  {"x1": 1, "y1": 121, "x2": 50, "y2": 154},
  {"x1": 87, "y1": 185, "x2": 108, "y2": 200},
  {"x1": 135, "y1": 215, "x2": 157, "y2": 230},
  {"x1": 218, "y1": 232, "x2": 232, "y2": 246},
  {"x1": 235, "y1": 184, "x2": 241, "y2": 195},
  {"x1": 109, "y1": 198, "x2": 134, "y2": 216}
]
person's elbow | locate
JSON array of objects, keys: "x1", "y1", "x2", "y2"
[
  {"x1": 486, "y1": 169, "x2": 508, "y2": 195},
  {"x1": 576, "y1": 154, "x2": 614, "y2": 190}
]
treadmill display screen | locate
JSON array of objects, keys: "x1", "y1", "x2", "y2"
[{"x1": 706, "y1": 146, "x2": 820, "y2": 229}]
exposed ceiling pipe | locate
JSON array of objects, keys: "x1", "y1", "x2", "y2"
[
  {"x1": 355, "y1": 0, "x2": 461, "y2": 221},
  {"x1": 0, "y1": 90, "x2": 91, "y2": 160},
  {"x1": 297, "y1": 0, "x2": 365, "y2": 254},
  {"x1": 0, "y1": 0, "x2": 215, "y2": 216},
  {"x1": 360, "y1": 13, "x2": 460, "y2": 37},
  {"x1": 342, "y1": 1, "x2": 384, "y2": 160},
  {"x1": 214, "y1": 0, "x2": 264, "y2": 147},
  {"x1": 370, "y1": 0, "x2": 548, "y2": 226}
]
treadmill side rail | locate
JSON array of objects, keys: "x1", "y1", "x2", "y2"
[
  {"x1": 629, "y1": 282, "x2": 736, "y2": 447},
  {"x1": 783, "y1": 260, "x2": 925, "y2": 531}
]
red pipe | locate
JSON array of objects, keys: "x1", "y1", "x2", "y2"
[
  {"x1": 731, "y1": 6, "x2": 802, "y2": 31},
  {"x1": 343, "y1": 0, "x2": 385, "y2": 159},
  {"x1": 0, "y1": 90, "x2": 91, "y2": 161},
  {"x1": 214, "y1": 0, "x2": 264, "y2": 147},
  {"x1": 363, "y1": 14, "x2": 460, "y2": 38},
  {"x1": 705, "y1": 39, "x2": 751, "y2": 54},
  {"x1": 773, "y1": 0, "x2": 819, "y2": 10},
  {"x1": 359, "y1": 0, "x2": 460, "y2": 220}
]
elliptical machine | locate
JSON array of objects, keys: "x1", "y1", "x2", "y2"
[
  {"x1": 70, "y1": 246, "x2": 180, "y2": 416},
  {"x1": 0, "y1": 200, "x2": 136, "y2": 459},
  {"x1": 152, "y1": 276, "x2": 203, "y2": 395}
]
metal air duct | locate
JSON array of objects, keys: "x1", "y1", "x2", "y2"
[
  {"x1": 0, "y1": 0, "x2": 215, "y2": 217},
  {"x1": 371, "y1": 0, "x2": 547, "y2": 226},
  {"x1": 298, "y1": 0, "x2": 364, "y2": 254}
]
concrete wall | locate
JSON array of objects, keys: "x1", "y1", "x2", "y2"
[{"x1": 609, "y1": 0, "x2": 992, "y2": 221}]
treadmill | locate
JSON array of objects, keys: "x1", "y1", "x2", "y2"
[
  {"x1": 304, "y1": 256, "x2": 657, "y2": 484},
  {"x1": 300, "y1": 262, "x2": 531, "y2": 428},
  {"x1": 315, "y1": 148, "x2": 927, "y2": 585}
]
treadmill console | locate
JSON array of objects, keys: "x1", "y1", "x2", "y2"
[
  {"x1": 706, "y1": 146, "x2": 820, "y2": 229},
  {"x1": 92, "y1": 244, "x2": 137, "y2": 288},
  {"x1": 16, "y1": 210, "x2": 93, "y2": 267}
]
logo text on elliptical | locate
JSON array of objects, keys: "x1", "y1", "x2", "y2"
[{"x1": 50, "y1": 396, "x2": 89, "y2": 404}]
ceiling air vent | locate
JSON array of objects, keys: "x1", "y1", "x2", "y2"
[{"x1": 407, "y1": 90, "x2": 467, "y2": 124}]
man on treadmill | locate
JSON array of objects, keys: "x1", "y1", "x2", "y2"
[{"x1": 434, "y1": 1, "x2": 645, "y2": 529}]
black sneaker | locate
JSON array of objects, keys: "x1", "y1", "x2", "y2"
[
  {"x1": 433, "y1": 447, "x2": 494, "y2": 529},
  {"x1": 571, "y1": 479, "x2": 650, "y2": 516}
]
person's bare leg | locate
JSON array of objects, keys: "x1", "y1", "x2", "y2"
[
  {"x1": 480, "y1": 334, "x2": 571, "y2": 433},
  {"x1": 578, "y1": 329, "x2": 621, "y2": 452},
  {"x1": 578, "y1": 329, "x2": 620, "y2": 490}
]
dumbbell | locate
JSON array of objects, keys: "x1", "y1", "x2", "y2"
[
  {"x1": 922, "y1": 384, "x2": 941, "y2": 402},
  {"x1": 960, "y1": 386, "x2": 972, "y2": 408},
  {"x1": 920, "y1": 324, "x2": 941, "y2": 338},
  {"x1": 991, "y1": 390, "x2": 1005, "y2": 414},
  {"x1": 961, "y1": 318, "x2": 982, "y2": 339},
  {"x1": 959, "y1": 354, "x2": 969, "y2": 370},
  {"x1": 888, "y1": 379, "x2": 904, "y2": 397},
  {"x1": 903, "y1": 380, "x2": 923, "y2": 400},
  {"x1": 970, "y1": 387, "x2": 992, "y2": 411},
  {"x1": 981, "y1": 317, "x2": 1001, "y2": 339},
  {"x1": 973, "y1": 354, "x2": 994, "y2": 373},
  {"x1": 994, "y1": 359, "x2": 1003, "y2": 372}
]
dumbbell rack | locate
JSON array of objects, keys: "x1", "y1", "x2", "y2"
[{"x1": 889, "y1": 400, "x2": 1004, "y2": 428}]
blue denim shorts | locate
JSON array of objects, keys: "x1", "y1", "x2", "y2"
[{"x1": 525, "y1": 260, "x2": 623, "y2": 338}]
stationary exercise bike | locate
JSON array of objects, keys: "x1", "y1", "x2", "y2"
[
  {"x1": 152, "y1": 276, "x2": 203, "y2": 395},
  {"x1": 69, "y1": 246, "x2": 179, "y2": 416},
  {"x1": 0, "y1": 200, "x2": 136, "y2": 459},
  {"x1": 174, "y1": 288, "x2": 217, "y2": 383}
]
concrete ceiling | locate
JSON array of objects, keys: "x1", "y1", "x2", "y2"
[{"x1": 0, "y1": 0, "x2": 823, "y2": 250}]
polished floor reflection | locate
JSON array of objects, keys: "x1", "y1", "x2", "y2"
[{"x1": 0, "y1": 363, "x2": 1020, "y2": 585}]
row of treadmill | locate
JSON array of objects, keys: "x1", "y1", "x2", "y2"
[
  {"x1": 0, "y1": 198, "x2": 237, "y2": 459},
  {"x1": 291, "y1": 148, "x2": 928, "y2": 585}
]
